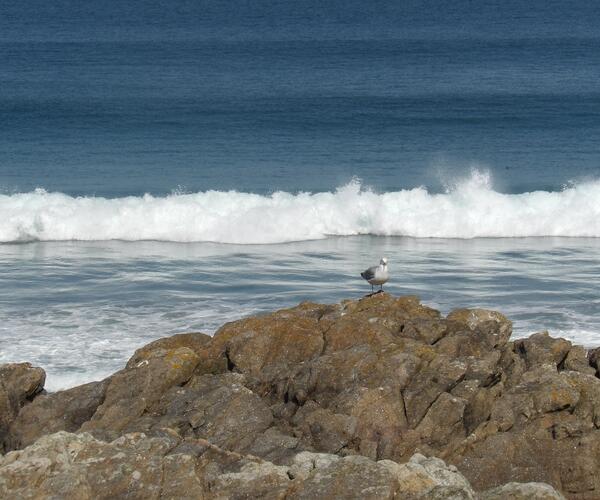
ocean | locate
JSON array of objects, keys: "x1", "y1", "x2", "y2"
[{"x1": 1, "y1": 0, "x2": 600, "y2": 389}]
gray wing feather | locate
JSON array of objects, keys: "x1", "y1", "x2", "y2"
[{"x1": 361, "y1": 266, "x2": 376, "y2": 280}]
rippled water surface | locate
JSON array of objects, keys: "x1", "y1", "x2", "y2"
[{"x1": 2, "y1": 236, "x2": 599, "y2": 390}]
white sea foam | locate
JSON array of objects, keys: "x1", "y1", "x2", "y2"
[
  {"x1": 3, "y1": 171, "x2": 600, "y2": 244},
  {"x1": 0, "y1": 301, "x2": 259, "y2": 392}
]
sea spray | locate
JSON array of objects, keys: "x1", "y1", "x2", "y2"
[{"x1": 2, "y1": 172, "x2": 600, "y2": 244}]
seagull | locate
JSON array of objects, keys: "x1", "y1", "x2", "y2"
[{"x1": 361, "y1": 257, "x2": 389, "y2": 294}]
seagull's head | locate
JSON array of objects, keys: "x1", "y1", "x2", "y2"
[{"x1": 380, "y1": 257, "x2": 388, "y2": 266}]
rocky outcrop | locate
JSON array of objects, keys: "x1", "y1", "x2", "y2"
[
  {"x1": 481, "y1": 482, "x2": 566, "y2": 500},
  {"x1": 0, "y1": 431, "x2": 562, "y2": 499},
  {"x1": 0, "y1": 363, "x2": 45, "y2": 452},
  {"x1": 1, "y1": 294, "x2": 597, "y2": 498},
  {"x1": 589, "y1": 346, "x2": 600, "y2": 377},
  {"x1": 6, "y1": 379, "x2": 108, "y2": 450},
  {"x1": 80, "y1": 345, "x2": 201, "y2": 437}
]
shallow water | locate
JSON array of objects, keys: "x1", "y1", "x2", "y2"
[{"x1": 2, "y1": 236, "x2": 599, "y2": 390}]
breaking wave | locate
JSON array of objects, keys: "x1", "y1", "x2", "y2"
[{"x1": 3, "y1": 171, "x2": 600, "y2": 243}]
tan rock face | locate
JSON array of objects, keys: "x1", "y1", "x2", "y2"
[
  {"x1": 210, "y1": 302, "x2": 330, "y2": 379},
  {"x1": 0, "y1": 431, "x2": 563, "y2": 500},
  {"x1": 586, "y1": 346, "x2": 600, "y2": 377},
  {"x1": 1, "y1": 294, "x2": 598, "y2": 499},
  {"x1": 0, "y1": 431, "x2": 478, "y2": 500},
  {"x1": 7, "y1": 379, "x2": 108, "y2": 450},
  {"x1": 80, "y1": 346, "x2": 201, "y2": 436},
  {"x1": 140, "y1": 372, "x2": 274, "y2": 452},
  {"x1": 0, "y1": 363, "x2": 45, "y2": 452},
  {"x1": 481, "y1": 482, "x2": 566, "y2": 500},
  {"x1": 126, "y1": 332, "x2": 212, "y2": 369}
]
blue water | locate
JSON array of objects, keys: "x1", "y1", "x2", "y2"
[
  {"x1": 2, "y1": 0, "x2": 599, "y2": 196},
  {"x1": 1, "y1": 1, "x2": 600, "y2": 389}
]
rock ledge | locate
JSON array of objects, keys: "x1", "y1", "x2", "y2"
[{"x1": 2, "y1": 294, "x2": 596, "y2": 499}]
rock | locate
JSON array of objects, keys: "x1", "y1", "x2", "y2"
[
  {"x1": 0, "y1": 431, "x2": 181, "y2": 499},
  {"x1": 81, "y1": 346, "x2": 200, "y2": 436},
  {"x1": 337, "y1": 386, "x2": 408, "y2": 460},
  {"x1": 209, "y1": 302, "x2": 330, "y2": 383},
  {"x1": 286, "y1": 453, "x2": 401, "y2": 499},
  {"x1": 514, "y1": 332, "x2": 571, "y2": 369},
  {"x1": 403, "y1": 354, "x2": 467, "y2": 429},
  {"x1": 391, "y1": 453, "x2": 476, "y2": 499},
  {"x1": 0, "y1": 430, "x2": 292, "y2": 499},
  {"x1": 285, "y1": 342, "x2": 425, "y2": 408},
  {"x1": 292, "y1": 401, "x2": 357, "y2": 454},
  {"x1": 0, "y1": 430, "x2": 508, "y2": 500},
  {"x1": 208, "y1": 460, "x2": 291, "y2": 499},
  {"x1": 286, "y1": 451, "x2": 478, "y2": 499},
  {"x1": 587, "y1": 347, "x2": 600, "y2": 376},
  {"x1": 445, "y1": 308, "x2": 512, "y2": 348},
  {"x1": 324, "y1": 295, "x2": 442, "y2": 353},
  {"x1": 0, "y1": 363, "x2": 45, "y2": 452},
  {"x1": 126, "y1": 332, "x2": 211, "y2": 369},
  {"x1": 138, "y1": 372, "x2": 274, "y2": 452},
  {"x1": 481, "y1": 481, "x2": 566, "y2": 499},
  {"x1": 245, "y1": 427, "x2": 301, "y2": 465},
  {"x1": 0, "y1": 363, "x2": 45, "y2": 404},
  {"x1": 451, "y1": 360, "x2": 600, "y2": 496},
  {"x1": 562, "y1": 346, "x2": 596, "y2": 375},
  {"x1": 415, "y1": 392, "x2": 467, "y2": 449},
  {"x1": 6, "y1": 379, "x2": 108, "y2": 451},
  {"x1": 2, "y1": 294, "x2": 598, "y2": 498}
]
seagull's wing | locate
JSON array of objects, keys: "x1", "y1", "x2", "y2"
[{"x1": 361, "y1": 266, "x2": 376, "y2": 281}]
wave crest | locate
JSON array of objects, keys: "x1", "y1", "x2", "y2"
[{"x1": 3, "y1": 173, "x2": 600, "y2": 243}]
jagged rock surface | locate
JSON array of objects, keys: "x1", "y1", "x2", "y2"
[
  {"x1": 7, "y1": 380, "x2": 109, "y2": 450},
  {"x1": 0, "y1": 363, "x2": 45, "y2": 453},
  {"x1": 1, "y1": 294, "x2": 597, "y2": 499},
  {"x1": 481, "y1": 482, "x2": 566, "y2": 500},
  {"x1": 0, "y1": 431, "x2": 562, "y2": 500}
]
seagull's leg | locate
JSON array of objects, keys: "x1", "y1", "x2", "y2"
[{"x1": 371, "y1": 284, "x2": 374, "y2": 293}]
